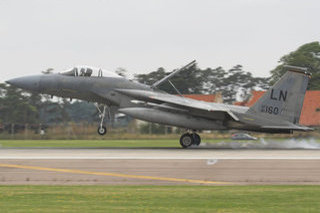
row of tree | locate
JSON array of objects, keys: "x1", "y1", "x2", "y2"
[{"x1": 1, "y1": 41, "x2": 320, "y2": 127}]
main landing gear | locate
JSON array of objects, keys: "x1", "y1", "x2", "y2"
[
  {"x1": 179, "y1": 132, "x2": 201, "y2": 148},
  {"x1": 95, "y1": 103, "x2": 110, "y2": 135}
]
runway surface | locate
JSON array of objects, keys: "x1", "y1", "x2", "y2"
[
  {"x1": 0, "y1": 148, "x2": 320, "y2": 159},
  {"x1": 0, "y1": 148, "x2": 320, "y2": 185}
]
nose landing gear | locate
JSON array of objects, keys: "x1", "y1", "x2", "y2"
[
  {"x1": 179, "y1": 131, "x2": 201, "y2": 148},
  {"x1": 95, "y1": 103, "x2": 110, "y2": 136},
  {"x1": 98, "y1": 126, "x2": 107, "y2": 135}
]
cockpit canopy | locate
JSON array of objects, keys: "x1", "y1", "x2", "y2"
[{"x1": 59, "y1": 66, "x2": 121, "y2": 78}]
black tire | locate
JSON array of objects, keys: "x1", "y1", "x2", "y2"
[
  {"x1": 97, "y1": 126, "x2": 107, "y2": 135},
  {"x1": 192, "y1": 133, "x2": 201, "y2": 146},
  {"x1": 180, "y1": 133, "x2": 194, "y2": 148}
]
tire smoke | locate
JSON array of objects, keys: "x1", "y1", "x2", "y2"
[{"x1": 201, "y1": 138, "x2": 320, "y2": 149}]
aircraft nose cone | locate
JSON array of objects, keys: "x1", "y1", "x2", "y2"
[
  {"x1": 5, "y1": 75, "x2": 41, "y2": 91},
  {"x1": 5, "y1": 80, "x2": 12, "y2": 84}
]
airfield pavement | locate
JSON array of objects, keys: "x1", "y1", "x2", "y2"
[{"x1": 0, "y1": 148, "x2": 320, "y2": 185}]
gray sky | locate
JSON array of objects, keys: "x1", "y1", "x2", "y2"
[{"x1": 1, "y1": 0, "x2": 319, "y2": 82}]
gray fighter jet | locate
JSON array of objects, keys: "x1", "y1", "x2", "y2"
[{"x1": 6, "y1": 61, "x2": 313, "y2": 148}]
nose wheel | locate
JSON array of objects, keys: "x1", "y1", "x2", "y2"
[
  {"x1": 98, "y1": 126, "x2": 107, "y2": 135},
  {"x1": 179, "y1": 132, "x2": 201, "y2": 148},
  {"x1": 95, "y1": 103, "x2": 110, "y2": 136}
]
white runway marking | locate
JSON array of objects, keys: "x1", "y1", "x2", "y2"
[
  {"x1": 0, "y1": 149, "x2": 319, "y2": 159},
  {"x1": 206, "y1": 159, "x2": 218, "y2": 165}
]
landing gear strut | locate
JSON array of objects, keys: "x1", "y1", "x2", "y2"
[
  {"x1": 179, "y1": 132, "x2": 201, "y2": 148},
  {"x1": 192, "y1": 133, "x2": 201, "y2": 146},
  {"x1": 95, "y1": 103, "x2": 110, "y2": 136}
]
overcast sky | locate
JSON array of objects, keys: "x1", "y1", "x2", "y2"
[{"x1": 1, "y1": 0, "x2": 319, "y2": 82}]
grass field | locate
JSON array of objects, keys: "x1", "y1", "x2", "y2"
[
  {"x1": 0, "y1": 139, "x2": 239, "y2": 148},
  {"x1": 0, "y1": 185, "x2": 319, "y2": 212},
  {"x1": 0, "y1": 138, "x2": 318, "y2": 148},
  {"x1": 0, "y1": 139, "x2": 181, "y2": 148}
]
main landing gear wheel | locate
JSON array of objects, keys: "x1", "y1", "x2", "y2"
[
  {"x1": 180, "y1": 133, "x2": 194, "y2": 148},
  {"x1": 192, "y1": 133, "x2": 201, "y2": 146},
  {"x1": 97, "y1": 126, "x2": 107, "y2": 135}
]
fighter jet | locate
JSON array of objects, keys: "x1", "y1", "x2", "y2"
[{"x1": 6, "y1": 61, "x2": 313, "y2": 148}]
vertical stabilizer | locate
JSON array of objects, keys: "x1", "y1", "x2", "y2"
[{"x1": 248, "y1": 65, "x2": 311, "y2": 124}]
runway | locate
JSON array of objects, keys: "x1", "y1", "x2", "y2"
[
  {"x1": 0, "y1": 148, "x2": 320, "y2": 159},
  {"x1": 0, "y1": 148, "x2": 319, "y2": 185}
]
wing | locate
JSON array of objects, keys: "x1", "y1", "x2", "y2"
[{"x1": 115, "y1": 89, "x2": 240, "y2": 121}]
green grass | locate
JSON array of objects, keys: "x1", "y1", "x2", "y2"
[
  {"x1": 0, "y1": 139, "x2": 235, "y2": 148},
  {"x1": 0, "y1": 138, "x2": 319, "y2": 148},
  {"x1": 0, "y1": 185, "x2": 319, "y2": 212},
  {"x1": 0, "y1": 139, "x2": 181, "y2": 148}
]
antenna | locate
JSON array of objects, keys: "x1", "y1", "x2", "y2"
[{"x1": 168, "y1": 80, "x2": 183, "y2": 97}]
